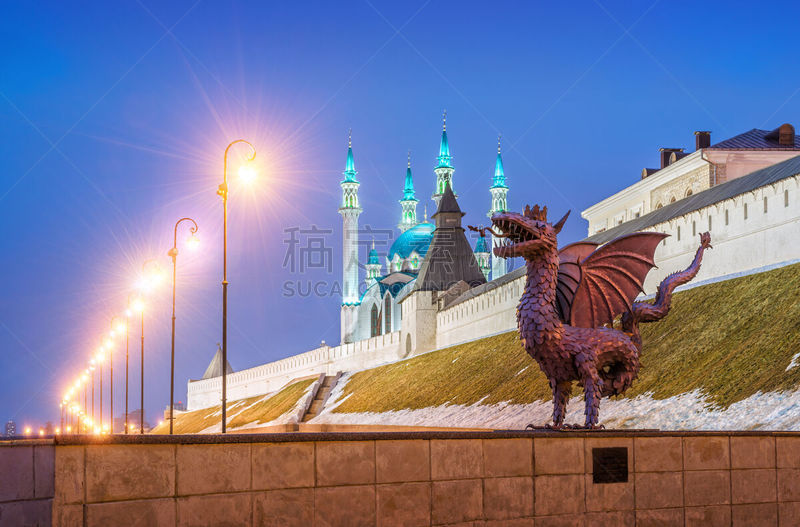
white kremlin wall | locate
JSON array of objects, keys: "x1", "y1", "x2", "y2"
[
  {"x1": 641, "y1": 174, "x2": 799, "y2": 292},
  {"x1": 187, "y1": 331, "x2": 401, "y2": 410},
  {"x1": 187, "y1": 173, "x2": 799, "y2": 411}
]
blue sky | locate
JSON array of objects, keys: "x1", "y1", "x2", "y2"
[{"x1": 2, "y1": 1, "x2": 799, "y2": 428}]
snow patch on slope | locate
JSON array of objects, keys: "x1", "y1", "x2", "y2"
[{"x1": 312, "y1": 388, "x2": 800, "y2": 431}]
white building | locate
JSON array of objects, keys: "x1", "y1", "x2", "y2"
[{"x1": 186, "y1": 123, "x2": 800, "y2": 411}]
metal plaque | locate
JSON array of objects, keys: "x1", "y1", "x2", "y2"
[{"x1": 592, "y1": 447, "x2": 628, "y2": 484}]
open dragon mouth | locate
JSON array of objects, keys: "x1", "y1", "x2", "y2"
[{"x1": 491, "y1": 216, "x2": 541, "y2": 257}]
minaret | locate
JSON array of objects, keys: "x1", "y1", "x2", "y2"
[
  {"x1": 365, "y1": 240, "x2": 382, "y2": 286},
  {"x1": 432, "y1": 111, "x2": 456, "y2": 207},
  {"x1": 339, "y1": 130, "x2": 362, "y2": 344},
  {"x1": 488, "y1": 135, "x2": 509, "y2": 280},
  {"x1": 398, "y1": 151, "x2": 419, "y2": 232},
  {"x1": 474, "y1": 232, "x2": 491, "y2": 281}
]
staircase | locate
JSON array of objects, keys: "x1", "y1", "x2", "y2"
[{"x1": 301, "y1": 374, "x2": 340, "y2": 422}]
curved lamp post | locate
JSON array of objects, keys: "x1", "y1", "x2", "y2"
[
  {"x1": 167, "y1": 217, "x2": 199, "y2": 434},
  {"x1": 217, "y1": 139, "x2": 256, "y2": 433}
]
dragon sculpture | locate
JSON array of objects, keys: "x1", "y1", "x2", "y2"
[{"x1": 471, "y1": 205, "x2": 712, "y2": 429}]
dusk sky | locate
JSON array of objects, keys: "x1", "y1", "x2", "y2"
[{"x1": 2, "y1": 1, "x2": 799, "y2": 428}]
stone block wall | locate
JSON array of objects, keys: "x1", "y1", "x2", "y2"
[
  {"x1": 0, "y1": 441, "x2": 54, "y2": 526},
  {"x1": 35, "y1": 431, "x2": 800, "y2": 526}
]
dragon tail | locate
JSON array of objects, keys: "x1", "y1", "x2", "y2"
[{"x1": 622, "y1": 232, "x2": 712, "y2": 342}]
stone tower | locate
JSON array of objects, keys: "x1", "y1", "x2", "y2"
[
  {"x1": 488, "y1": 135, "x2": 509, "y2": 280},
  {"x1": 365, "y1": 240, "x2": 382, "y2": 286},
  {"x1": 474, "y1": 233, "x2": 491, "y2": 281},
  {"x1": 432, "y1": 111, "x2": 456, "y2": 207},
  {"x1": 339, "y1": 130, "x2": 362, "y2": 344},
  {"x1": 398, "y1": 151, "x2": 418, "y2": 233}
]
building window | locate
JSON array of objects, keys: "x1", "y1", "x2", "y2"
[
  {"x1": 692, "y1": 221, "x2": 696, "y2": 237},
  {"x1": 708, "y1": 216, "x2": 712, "y2": 231},
  {"x1": 786, "y1": 190, "x2": 790, "y2": 207},
  {"x1": 656, "y1": 203, "x2": 663, "y2": 209},
  {"x1": 764, "y1": 196, "x2": 768, "y2": 213},
  {"x1": 686, "y1": 189, "x2": 693, "y2": 197},
  {"x1": 677, "y1": 226, "x2": 681, "y2": 241},
  {"x1": 744, "y1": 203, "x2": 748, "y2": 220},
  {"x1": 670, "y1": 196, "x2": 676, "y2": 204},
  {"x1": 384, "y1": 295, "x2": 391, "y2": 334},
  {"x1": 634, "y1": 212, "x2": 640, "y2": 218},
  {"x1": 725, "y1": 209, "x2": 729, "y2": 225},
  {"x1": 370, "y1": 305, "x2": 380, "y2": 337}
]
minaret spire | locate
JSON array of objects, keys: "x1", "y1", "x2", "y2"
[
  {"x1": 399, "y1": 150, "x2": 419, "y2": 232},
  {"x1": 433, "y1": 110, "x2": 455, "y2": 206},
  {"x1": 339, "y1": 130, "x2": 362, "y2": 343},
  {"x1": 488, "y1": 133, "x2": 510, "y2": 280}
]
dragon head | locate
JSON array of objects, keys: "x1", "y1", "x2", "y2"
[{"x1": 488, "y1": 205, "x2": 570, "y2": 259}]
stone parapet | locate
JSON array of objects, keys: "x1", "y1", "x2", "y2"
[{"x1": 4, "y1": 430, "x2": 800, "y2": 526}]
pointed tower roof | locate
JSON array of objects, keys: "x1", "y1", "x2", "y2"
[
  {"x1": 368, "y1": 240, "x2": 380, "y2": 265},
  {"x1": 492, "y1": 135, "x2": 508, "y2": 189},
  {"x1": 432, "y1": 182, "x2": 463, "y2": 217},
  {"x1": 403, "y1": 151, "x2": 417, "y2": 201},
  {"x1": 413, "y1": 182, "x2": 486, "y2": 291},
  {"x1": 436, "y1": 111, "x2": 453, "y2": 169},
  {"x1": 202, "y1": 344, "x2": 234, "y2": 380},
  {"x1": 342, "y1": 129, "x2": 358, "y2": 183},
  {"x1": 474, "y1": 232, "x2": 489, "y2": 254}
]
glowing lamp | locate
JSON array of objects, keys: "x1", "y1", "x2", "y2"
[
  {"x1": 130, "y1": 298, "x2": 145, "y2": 314},
  {"x1": 186, "y1": 232, "x2": 200, "y2": 251},
  {"x1": 238, "y1": 165, "x2": 257, "y2": 184}
]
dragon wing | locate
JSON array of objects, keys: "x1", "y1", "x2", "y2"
[
  {"x1": 561, "y1": 232, "x2": 668, "y2": 328},
  {"x1": 555, "y1": 241, "x2": 599, "y2": 323}
]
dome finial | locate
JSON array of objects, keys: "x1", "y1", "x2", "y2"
[
  {"x1": 407, "y1": 150, "x2": 411, "y2": 168},
  {"x1": 497, "y1": 133, "x2": 502, "y2": 154},
  {"x1": 424, "y1": 204, "x2": 428, "y2": 222},
  {"x1": 348, "y1": 128, "x2": 352, "y2": 149},
  {"x1": 442, "y1": 110, "x2": 447, "y2": 131}
]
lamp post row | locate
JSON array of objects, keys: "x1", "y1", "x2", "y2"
[{"x1": 61, "y1": 139, "x2": 254, "y2": 436}]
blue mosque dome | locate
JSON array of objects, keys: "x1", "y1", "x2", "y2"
[{"x1": 388, "y1": 222, "x2": 435, "y2": 260}]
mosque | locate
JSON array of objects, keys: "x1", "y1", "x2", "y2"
[
  {"x1": 187, "y1": 119, "x2": 800, "y2": 411},
  {"x1": 338, "y1": 113, "x2": 511, "y2": 344}
]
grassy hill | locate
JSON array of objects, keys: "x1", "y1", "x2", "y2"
[
  {"x1": 331, "y1": 262, "x2": 800, "y2": 414},
  {"x1": 150, "y1": 378, "x2": 314, "y2": 434}
]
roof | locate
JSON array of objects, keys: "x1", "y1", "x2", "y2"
[
  {"x1": 360, "y1": 271, "x2": 418, "y2": 301},
  {"x1": 474, "y1": 235, "x2": 489, "y2": 253},
  {"x1": 368, "y1": 248, "x2": 380, "y2": 265},
  {"x1": 587, "y1": 154, "x2": 800, "y2": 245},
  {"x1": 202, "y1": 345, "x2": 234, "y2": 380},
  {"x1": 433, "y1": 183, "x2": 463, "y2": 216},
  {"x1": 709, "y1": 128, "x2": 800, "y2": 150},
  {"x1": 388, "y1": 222, "x2": 435, "y2": 260},
  {"x1": 413, "y1": 185, "x2": 487, "y2": 292}
]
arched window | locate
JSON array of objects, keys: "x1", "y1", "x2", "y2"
[
  {"x1": 405, "y1": 334, "x2": 412, "y2": 357},
  {"x1": 685, "y1": 189, "x2": 693, "y2": 197},
  {"x1": 655, "y1": 203, "x2": 663, "y2": 209},
  {"x1": 384, "y1": 295, "x2": 392, "y2": 334},
  {"x1": 670, "y1": 196, "x2": 676, "y2": 204},
  {"x1": 370, "y1": 305, "x2": 380, "y2": 337}
]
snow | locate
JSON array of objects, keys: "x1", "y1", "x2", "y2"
[
  {"x1": 312, "y1": 379, "x2": 800, "y2": 430},
  {"x1": 787, "y1": 353, "x2": 800, "y2": 372}
]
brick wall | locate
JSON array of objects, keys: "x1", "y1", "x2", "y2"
[{"x1": 9, "y1": 431, "x2": 799, "y2": 526}]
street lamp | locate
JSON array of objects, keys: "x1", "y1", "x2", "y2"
[
  {"x1": 136, "y1": 259, "x2": 162, "y2": 434},
  {"x1": 89, "y1": 360, "x2": 96, "y2": 424},
  {"x1": 167, "y1": 217, "x2": 199, "y2": 435},
  {"x1": 110, "y1": 317, "x2": 125, "y2": 433},
  {"x1": 217, "y1": 139, "x2": 256, "y2": 433},
  {"x1": 95, "y1": 348, "x2": 105, "y2": 430}
]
